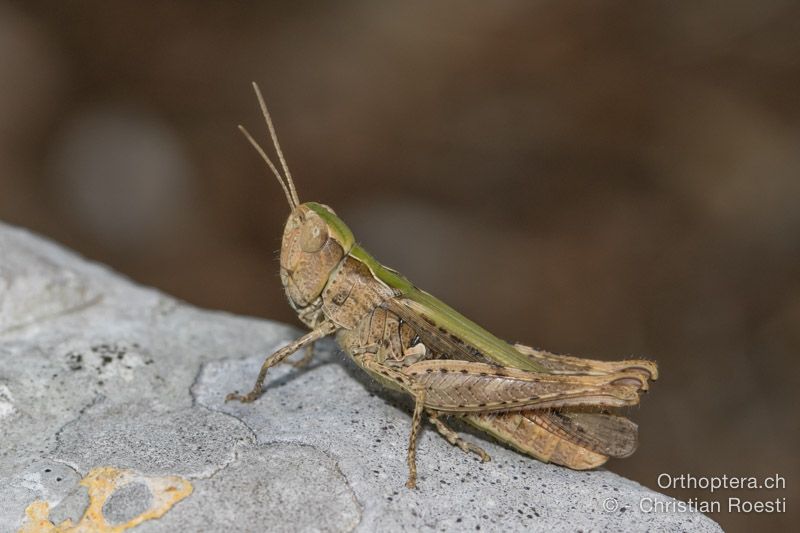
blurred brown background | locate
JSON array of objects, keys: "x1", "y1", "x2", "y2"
[{"x1": 1, "y1": 1, "x2": 798, "y2": 530}]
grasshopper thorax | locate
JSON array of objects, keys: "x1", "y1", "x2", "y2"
[{"x1": 279, "y1": 202, "x2": 355, "y2": 320}]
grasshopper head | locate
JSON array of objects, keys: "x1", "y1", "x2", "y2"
[
  {"x1": 279, "y1": 202, "x2": 355, "y2": 312},
  {"x1": 239, "y1": 83, "x2": 356, "y2": 323}
]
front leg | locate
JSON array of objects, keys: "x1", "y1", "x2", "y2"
[
  {"x1": 226, "y1": 322, "x2": 337, "y2": 403},
  {"x1": 284, "y1": 342, "x2": 316, "y2": 368}
]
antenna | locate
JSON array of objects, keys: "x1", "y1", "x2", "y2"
[
  {"x1": 238, "y1": 82, "x2": 300, "y2": 210},
  {"x1": 251, "y1": 82, "x2": 299, "y2": 206},
  {"x1": 238, "y1": 125, "x2": 295, "y2": 209}
]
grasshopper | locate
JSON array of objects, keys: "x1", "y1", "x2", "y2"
[{"x1": 226, "y1": 83, "x2": 658, "y2": 488}]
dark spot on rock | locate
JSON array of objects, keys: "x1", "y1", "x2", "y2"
[{"x1": 66, "y1": 352, "x2": 83, "y2": 371}]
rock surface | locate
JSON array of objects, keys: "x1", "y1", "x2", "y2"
[{"x1": 0, "y1": 222, "x2": 722, "y2": 532}]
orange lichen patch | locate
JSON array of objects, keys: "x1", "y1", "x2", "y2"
[{"x1": 18, "y1": 466, "x2": 192, "y2": 533}]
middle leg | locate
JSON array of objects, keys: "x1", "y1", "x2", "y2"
[{"x1": 426, "y1": 409, "x2": 491, "y2": 462}]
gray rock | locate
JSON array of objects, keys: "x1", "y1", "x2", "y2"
[
  {"x1": 134, "y1": 444, "x2": 361, "y2": 533},
  {"x1": 102, "y1": 482, "x2": 153, "y2": 525},
  {"x1": 0, "y1": 222, "x2": 722, "y2": 532},
  {"x1": 53, "y1": 404, "x2": 254, "y2": 478},
  {"x1": 49, "y1": 485, "x2": 89, "y2": 525}
]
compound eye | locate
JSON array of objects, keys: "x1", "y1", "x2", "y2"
[{"x1": 300, "y1": 216, "x2": 329, "y2": 252}]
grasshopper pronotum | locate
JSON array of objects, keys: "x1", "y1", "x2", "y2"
[{"x1": 226, "y1": 83, "x2": 658, "y2": 488}]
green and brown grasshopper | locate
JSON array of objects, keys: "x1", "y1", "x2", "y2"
[{"x1": 226, "y1": 83, "x2": 658, "y2": 488}]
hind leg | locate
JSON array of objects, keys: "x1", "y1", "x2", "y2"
[{"x1": 405, "y1": 389, "x2": 427, "y2": 489}]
